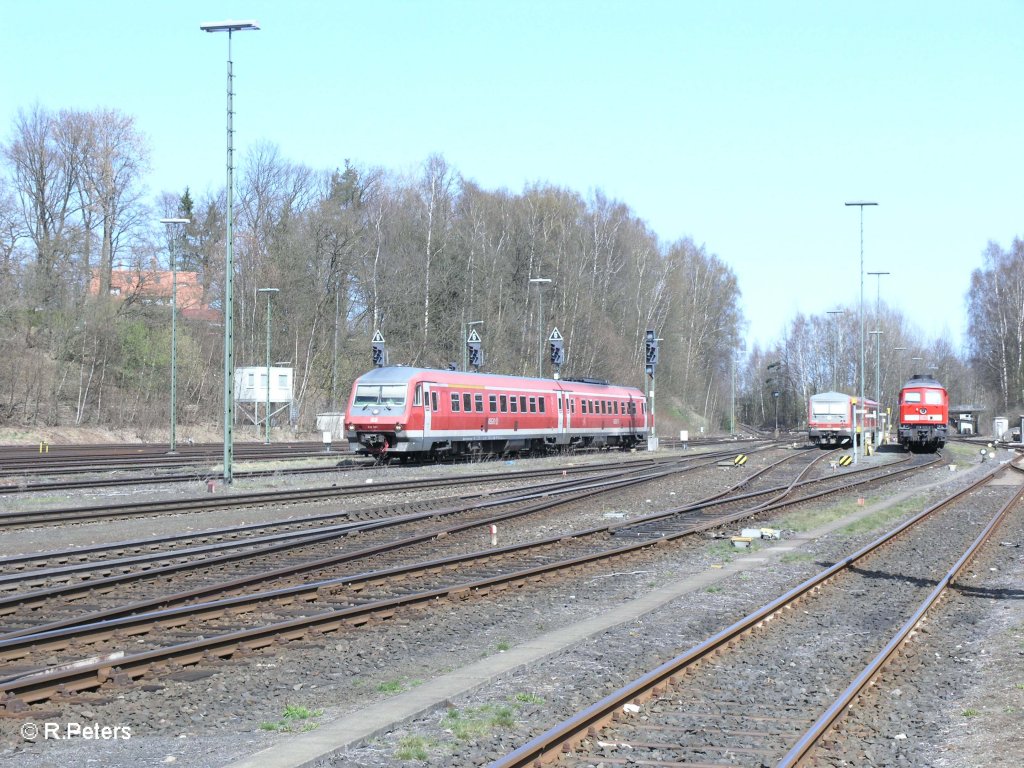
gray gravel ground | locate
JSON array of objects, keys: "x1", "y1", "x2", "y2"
[{"x1": 1, "y1": 445, "x2": 1020, "y2": 767}]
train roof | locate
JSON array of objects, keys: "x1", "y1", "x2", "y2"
[
  {"x1": 352, "y1": 366, "x2": 644, "y2": 394},
  {"x1": 902, "y1": 374, "x2": 944, "y2": 389},
  {"x1": 809, "y1": 390, "x2": 879, "y2": 405}
]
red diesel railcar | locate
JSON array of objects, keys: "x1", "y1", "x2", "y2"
[
  {"x1": 897, "y1": 374, "x2": 948, "y2": 453},
  {"x1": 345, "y1": 366, "x2": 651, "y2": 459}
]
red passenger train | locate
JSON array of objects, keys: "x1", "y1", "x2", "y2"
[
  {"x1": 344, "y1": 366, "x2": 652, "y2": 459},
  {"x1": 897, "y1": 374, "x2": 948, "y2": 453},
  {"x1": 807, "y1": 391, "x2": 880, "y2": 449}
]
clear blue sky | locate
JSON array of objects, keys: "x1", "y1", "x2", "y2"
[{"x1": 3, "y1": 1, "x2": 1021, "y2": 352}]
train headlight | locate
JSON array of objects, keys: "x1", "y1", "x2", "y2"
[
  {"x1": 346, "y1": 423, "x2": 354, "y2": 431},
  {"x1": 396, "y1": 423, "x2": 404, "y2": 431}
]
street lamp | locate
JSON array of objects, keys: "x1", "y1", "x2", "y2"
[
  {"x1": 826, "y1": 309, "x2": 844, "y2": 391},
  {"x1": 867, "y1": 270, "x2": 889, "y2": 404},
  {"x1": 868, "y1": 330, "x2": 884, "y2": 404},
  {"x1": 201, "y1": 18, "x2": 260, "y2": 481},
  {"x1": 529, "y1": 277, "x2": 552, "y2": 377},
  {"x1": 257, "y1": 287, "x2": 279, "y2": 444},
  {"x1": 893, "y1": 346, "x2": 907, "y2": 389},
  {"x1": 160, "y1": 218, "x2": 190, "y2": 454},
  {"x1": 845, "y1": 200, "x2": 878, "y2": 464},
  {"x1": 462, "y1": 320, "x2": 483, "y2": 371}
]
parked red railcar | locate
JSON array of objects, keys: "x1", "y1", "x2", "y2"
[
  {"x1": 344, "y1": 366, "x2": 651, "y2": 459},
  {"x1": 807, "y1": 391, "x2": 880, "y2": 449},
  {"x1": 897, "y1": 374, "x2": 948, "y2": 453}
]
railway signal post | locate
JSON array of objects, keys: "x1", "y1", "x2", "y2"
[
  {"x1": 371, "y1": 330, "x2": 386, "y2": 368},
  {"x1": 645, "y1": 330, "x2": 660, "y2": 448},
  {"x1": 549, "y1": 328, "x2": 564, "y2": 378}
]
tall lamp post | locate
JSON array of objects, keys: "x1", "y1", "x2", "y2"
[
  {"x1": 867, "y1": 270, "x2": 889, "y2": 405},
  {"x1": 529, "y1": 277, "x2": 552, "y2": 377},
  {"x1": 893, "y1": 346, "x2": 907, "y2": 388},
  {"x1": 160, "y1": 217, "x2": 190, "y2": 454},
  {"x1": 257, "y1": 287, "x2": 279, "y2": 444},
  {"x1": 845, "y1": 200, "x2": 878, "y2": 464},
  {"x1": 826, "y1": 309, "x2": 844, "y2": 391},
  {"x1": 201, "y1": 18, "x2": 260, "y2": 482}
]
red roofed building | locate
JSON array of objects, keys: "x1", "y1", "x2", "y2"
[{"x1": 88, "y1": 264, "x2": 219, "y2": 322}]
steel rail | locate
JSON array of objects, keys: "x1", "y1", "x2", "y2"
[
  {"x1": 488, "y1": 459, "x2": 1007, "y2": 768},
  {"x1": 776, "y1": 458, "x2": 1024, "y2": 766},
  {"x1": 0, "y1": 454, "x2": 697, "y2": 528},
  {"x1": 0, "y1": 449, "x2": 939, "y2": 704},
  {"x1": 0, "y1": 460, "x2": 701, "y2": 642}
]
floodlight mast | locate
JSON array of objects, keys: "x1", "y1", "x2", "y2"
[{"x1": 200, "y1": 19, "x2": 260, "y2": 483}]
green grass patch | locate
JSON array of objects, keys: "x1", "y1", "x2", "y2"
[
  {"x1": 259, "y1": 704, "x2": 324, "y2": 732},
  {"x1": 780, "y1": 552, "x2": 814, "y2": 564},
  {"x1": 961, "y1": 708, "x2": 981, "y2": 717},
  {"x1": 442, "y1": 704, "x2": 517, "y2": 741},
  {"x1": 496, "y1": 640, "x2": 511, "y2": 652},
  {"x1": 838, "y1": 499, "x2": 918, "y2": 536},
  {"x1": 377, "y1": 680, "x2": 405, "y2": 694},
  {"x1": 706, "y1": 540, "x2": 738, "y2": 562},
  {"x1": 395, "y1": 735, "x2": 432, "y2": 760},
  {"x1": 512, "y1": 692, "x2": 545, "y2": 705},
  {"x1": 705, "y1": 585, "x2": 723, "y2": 593},
  {"x1": 774, "y1": 502, "x2": 856, "y2": 532}
]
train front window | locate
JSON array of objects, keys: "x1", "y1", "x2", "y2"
[
  {"x1": 354, "y1": 384, "x2": 407, "y2": 408},
  {"x1": 903, "y1": 392, "x2": 921, "y2": 403},
  {"x1": 924, "y1": 391, "x2": 944, "y2": 404}
]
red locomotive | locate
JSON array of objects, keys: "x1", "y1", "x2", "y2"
[
  {"x1": 344, "y1": 366, "x2": 651, "y2": 459},
  {"x1": 807, "y1": 391, "x2": 880, "y2": 449},
  {"x1": 897, "y1": 374, "x2": 948, "y2": 453}
]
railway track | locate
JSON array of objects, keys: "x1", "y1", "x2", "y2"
[
  {"x1": 488, "y1": 456, "x2": 1024, "y2": 767},
  {"x1": 0, "y1": 453, "x2": 701, "y2": 528},
  {"x1": 0, "y1": 445, "x2": 938, "y2": 711},
  {"x1": 0, "y1": 441, "x2": 340, "y2": 478}
]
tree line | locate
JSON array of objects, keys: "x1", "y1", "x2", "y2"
[{"x1": 0, "y1": 104, "x2": 1020, "y2": 438}]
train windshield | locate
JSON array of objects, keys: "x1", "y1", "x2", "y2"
[
  {"x1": 353, "y1": 384, "x2": 407, "y2": 408},
  {"x1": 812, "y1": 401, "x2": 847, "y2": 416}
]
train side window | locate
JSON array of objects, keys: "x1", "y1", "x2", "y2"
[
  {"x1": 414, "y1": 384, "x2": 422, "y2": 407},
  {"x1": 500, "y1": 394, "x2": 508, "y2": 412},
  {"x1": 462, "y1": 393, "x2": 471, "y2": 411},
  {"x1": 431, "y1": 391, "x2": 438, "y2": 411},
  {"x1": 581, "y1": 400, "x2": 587, "y2": 414},
  {"x1": 627, "y1": 402, "x2": 636, "y2": 415},
  {"x1": 520, "y1": 395, "x2": 527, "y2": 412},
  {"x1": 557, "y1": 396, "x2": 562, "y2": 412},
  {"x1": 489, "y1": 394, "x2": 497, "y2": 412},
  {"x1": 528, "y1": 397, "x2": 536, "y2": 413},
  {"x1": 539, "y1": 397, "x2": 546, "y2": 413},
  {"x1": 570, "y1": 398, "x2": 575, "y2": 413},
  {"x1": 451, "y1": 393, "x2": 460, "y2": 411},
  {"x1": 475, "y1": 394, "x2": 484, "y2": 412},
  {"x1": 614, "y1": 401, "x2": 619, "y2": 415},
  {"x1": 510, "y1": 397, "x2": 518, "y2": 413}
]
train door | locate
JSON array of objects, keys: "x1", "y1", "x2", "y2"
[
  {"x1": 421, "y1": 383, "x2": 433, "y2": 437},
  {"x1": 558, "y1": 387, "x2": 570, "y2": 441},
  {"x1": 627, "y1": 394, "x2": 638, "y2": 439}
]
